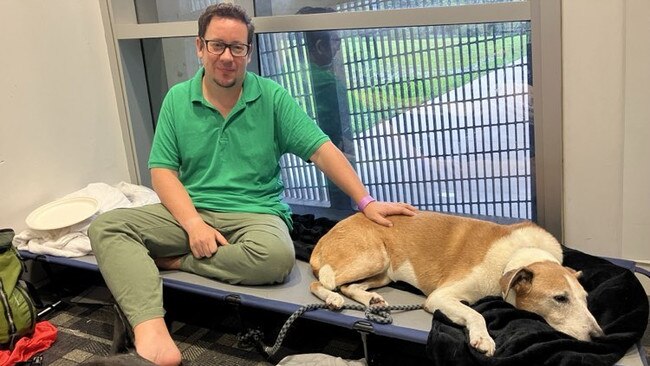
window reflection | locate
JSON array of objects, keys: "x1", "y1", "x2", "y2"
[
  {"x1": 259, "y1": 21, "x2": 533, "y2": 219},
  {"x1": 254, "y1": 0, "x2": 524, "y2": 16},
  {"x1": 136, "y1": 11, "x2": 534, "y2": 219}
]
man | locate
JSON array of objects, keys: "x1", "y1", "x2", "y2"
[{"x1": 89, "y1": 4, "x2": 416, "y2": 366}]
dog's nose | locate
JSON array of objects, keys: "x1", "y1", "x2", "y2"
[{"x1": 589, "y1": 326, "x2": 604, "y2": 339}]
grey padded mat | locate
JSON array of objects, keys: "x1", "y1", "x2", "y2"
[{"x1": 22, "y1": 252, "x2": 431, "y2": 343}]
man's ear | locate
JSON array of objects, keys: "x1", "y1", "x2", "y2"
[
  {"x1": 315, "y1": 38, "x2": 328, "y2": 55},
  {"x1": 500, "y1": 267, "x2": 534, "y2": 301},
  {"x1": 196, "y1": 36, "x2": 205, "y2": 57}
]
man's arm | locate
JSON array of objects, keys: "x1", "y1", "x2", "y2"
[
  {"x1": 151, "y1": 168, "x2": 228, "y2": 258},
  {"x1": 309, "y1": 141, "x2": 417, "y2": 226}
]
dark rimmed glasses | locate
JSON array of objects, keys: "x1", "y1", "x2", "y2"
[{"x1": 202, "y1": 38, "x2": 251, "y2": 57}]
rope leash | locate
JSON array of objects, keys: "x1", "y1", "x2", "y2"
[{"x1": 238, "y1": 302, "x2": 424, "y2": 357}]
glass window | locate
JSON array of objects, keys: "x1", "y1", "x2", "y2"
[
  {"x1": 139, "y1": 20, "x2": 533, "y2": 220},
  {"x1": 134, "y1": 0, "x2": 222, "y2": 23},
  {"x1": 131, "y1": 0, "x2": 535, "y2": 222},
  {"x1": 258, "y1": 22, "x2": 533, "y2": 219},
  {"x1": 254, "y1": 0, "x2": 525, "y2": 16}
]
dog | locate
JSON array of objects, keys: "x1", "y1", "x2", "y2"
[{"x1": 309, "y1": 211, "x2": 604, "y2": 356}]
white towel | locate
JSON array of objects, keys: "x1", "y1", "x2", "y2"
[
  {"x1": 277, "y1": 354, "x2": 366, "y2": 366},
  {"x1": 13, "y1": 182, "x2": 160, "y2": 257}
]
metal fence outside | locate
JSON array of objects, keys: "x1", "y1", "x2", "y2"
[{"x1": 257, "y1": 2, "x2": 533, "y2": 220}]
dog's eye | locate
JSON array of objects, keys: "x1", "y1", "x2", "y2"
[{"x1": 553, "y1": 294, "x2": 569, "y2": 303}]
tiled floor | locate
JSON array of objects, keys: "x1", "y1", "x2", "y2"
[{"x1": 37, "y1": 290, "x2": 650, "y2": 366}]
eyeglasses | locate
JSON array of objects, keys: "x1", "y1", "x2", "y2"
[{"x1": 202, "y1": 38, "x2": 251, "y2": 57}]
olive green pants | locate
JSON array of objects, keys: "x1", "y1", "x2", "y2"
[{"x1": 88, "y1": 204, "x2": 295, "y2": 327}]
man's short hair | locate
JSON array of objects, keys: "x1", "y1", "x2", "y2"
[
  {"x1": 198, "y1": 3, "x2": 255, "y2": 44},
  {"x1": 296, "y1": 7, "x2": 336, "y2": 52}
]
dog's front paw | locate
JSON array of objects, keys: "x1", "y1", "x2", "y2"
[
  {"x1": 469, "y1": 330, "x2": 496, "y2": 356},
  {"x1": 325, "y1": 293, "x2": 345, "y2": 309}
]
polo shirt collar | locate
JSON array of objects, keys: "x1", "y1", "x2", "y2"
[{"x1": 190, "y1": 67, "x2": 261, "y2": 106}]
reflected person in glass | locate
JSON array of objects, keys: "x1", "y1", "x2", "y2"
[
  {"x1": 298, "y1": 6, "x2": 355, "y2": 208},
  {"x1": 89, "y1": 4, "x2": 417, "y2": 366}
]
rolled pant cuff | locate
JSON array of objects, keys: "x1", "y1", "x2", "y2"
[{"x1": 129, "y1": 308, "x2": 167, "y2": 328}]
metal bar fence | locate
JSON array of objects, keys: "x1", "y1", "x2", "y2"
[{"x1": 257, "y1": 0, "x2": 532, "y2": 220}]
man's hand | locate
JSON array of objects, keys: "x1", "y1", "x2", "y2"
[
  {"x1": 184, "y1": 217, "x2": 229, "y2": 258},
  {"x1": 362, "y1": 201, "x2": 418, "y2": 227}
]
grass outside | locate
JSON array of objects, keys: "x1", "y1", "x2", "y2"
[
  {"x1": 344, "y1": 34, "x2": 529, "y2": 132},
  {"x1": 269, "y1": 32, "x2": 529, "y2": 134}
]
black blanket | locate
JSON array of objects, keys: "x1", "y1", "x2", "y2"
[{"x1": 426, "y1": 247, "x2": 649, "y2": 366}]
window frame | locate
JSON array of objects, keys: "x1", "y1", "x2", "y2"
[{"x1": 99, "y1": 0, "x2": 563, "y2": 239}]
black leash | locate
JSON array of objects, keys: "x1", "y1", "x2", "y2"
[{"x1": 239, "y1": 302, "x2": 424, "y2": 357}]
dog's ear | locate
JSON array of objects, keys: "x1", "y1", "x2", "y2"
[
  {"x1": 500, "y1": 267, "x2": 534, "y2": 302},
  {"x1": 565, "y1": 266, "x2": 583, "y2": 279}
]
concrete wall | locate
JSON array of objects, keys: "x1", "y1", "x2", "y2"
[
  {"x1": 563, "y1": 0, "x2": 650, "y2": 291},
  {"x1": 0, "y1": 1, "x2": 130, "y2": 232}
]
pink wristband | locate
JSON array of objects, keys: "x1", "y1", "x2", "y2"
[{"x1": 357, "y1": 195, "x2": 376, "y2": 211}]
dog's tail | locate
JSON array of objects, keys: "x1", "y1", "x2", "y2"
[{"x1": 317, "y1": 265, "x2": 337, "y2": 290}]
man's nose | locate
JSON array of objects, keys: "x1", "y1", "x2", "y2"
[{"x1": 220, "y1": 47, "x2": 235, "y2": 61}]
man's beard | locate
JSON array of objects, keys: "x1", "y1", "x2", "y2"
[{"x1": 214, "y1": 77, "x2": 236, "y2": 88}]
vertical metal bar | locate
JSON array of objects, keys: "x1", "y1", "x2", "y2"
[
  {"x1": 379, "y1": 29, "x2": 396, "y2": 202},
  {"x1": 408, "y1": 27, "x2": 420, "y2": 205},
  {"x1": 377, "y1": 27, "x2": 391, "y2": 200},
  {"x1": 367, "y1": 30, "x2": 382, "y2": 201},
  {"x1": 357, "y1": 32, "x2": 373, "y2": 197},
  {"x1": 432, "y1": 24, "x2": 446, "y2": 212},
  {"x1": 494, "y1": 23, "x2": 507, "y2": 217},
  {"x1": 508, "y1": 22, "x2": 520, "y2": 218},
  {"x1": 467, "y1": 24, "x2": 481, "y2": 216},
  {"x1": 422, "y1": 25, "x2": 435, "y2": 210},
  {"x1": 449, "y1": 23, "x2": 464, "y2": 214},
  {"x1": 458, "y1": 23, "x2": 472, "y2": 215},
  {"x1": 395, "y1": 28, "x2": 411, "y2": 203},
  {"x1": 413, "y1": 28, "x2": 428, "y2": 209},
  {"x1": 523, "y1": 25, "x2": 532, "y2": 219},
  {"x1": 502, "y1": 23, "x2": 513, "y2": 218},
  {"x1": 439, "y1": 25, "x2": 453, "y2": 213},
  {"x1": 363, "y1": 32, "x2": 386, "y2": 202},
  {"x1": 481, "y1": 23, "x2": 494, "y2": 216},
  {"x1": 482, "y1": 23, "x2": 494, "y2": 216}
]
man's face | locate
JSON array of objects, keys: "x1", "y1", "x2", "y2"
[
  {"x1": 309, "y1": 32, "x2": 341, "y2": 67},
  {"x1": 197, "y1": 17, "x2": 250, "y2": 89}
]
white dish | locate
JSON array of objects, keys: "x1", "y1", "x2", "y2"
[{"x1": 26, "y1": 196, "x2": 99, "y2": 231}]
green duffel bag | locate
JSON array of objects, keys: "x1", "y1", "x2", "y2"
[{"x1": 0, "y1": 228, "x2": 37, "y2": 349}]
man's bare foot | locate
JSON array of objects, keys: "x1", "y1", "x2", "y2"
[
  {"x1": 134, "y1": 318, "x2": 182, "y2": 366},
  {"x1": 154, "y1": 256, "x2": 182, "y2": 270}
]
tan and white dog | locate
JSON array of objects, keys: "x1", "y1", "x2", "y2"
[{"x1": 309, "y1": 211, "x2": 604, "y2": 356}]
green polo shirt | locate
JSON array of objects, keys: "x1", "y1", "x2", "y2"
[{"x1": 148, "y1": 68, "x2": 330, "y2": 228}]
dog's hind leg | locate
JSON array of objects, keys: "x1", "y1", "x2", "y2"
[
  {"x1": 309, "y1": 267, "x2": 390, "y2": 310},
  {"x1": 310, "y1": 281, "x2": 345, "y2": 309},
  {"x1": 340, "y1": 273, "x2": 392, "y2": 307}
]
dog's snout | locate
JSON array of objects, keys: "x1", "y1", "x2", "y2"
[{"x1": 589, "y1": 326, "x2": 604, "y2": 339}]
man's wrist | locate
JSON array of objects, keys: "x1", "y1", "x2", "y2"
[{"x1": 357, "y1": 195, "x2": 376, "y2": 211}]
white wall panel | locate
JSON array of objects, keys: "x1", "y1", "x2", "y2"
[{"x1": 0, "y1": 1, "x2": 130, "y2": 232}]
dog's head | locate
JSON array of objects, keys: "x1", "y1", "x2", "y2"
[{"x1": 500, "y1": 261, "x2": 604, "y2": 341}]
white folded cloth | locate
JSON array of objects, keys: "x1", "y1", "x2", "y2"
[
  {"x1": 13, "y1": 182, "x2": 160, "y2": 257},
  {"x1": 277, "y1": 354, "x2": 366, "y2": 366}
]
